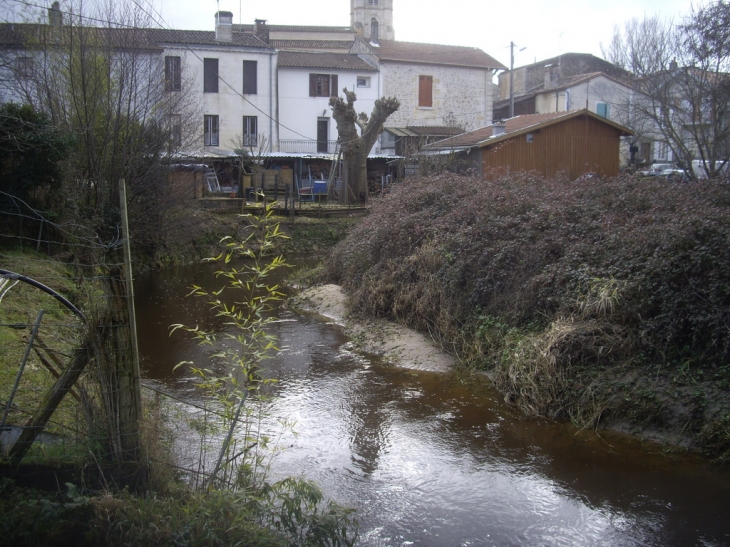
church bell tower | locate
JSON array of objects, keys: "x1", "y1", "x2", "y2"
[{"x1": 351, "y1": 0, "x2": 394, "y2": 43}]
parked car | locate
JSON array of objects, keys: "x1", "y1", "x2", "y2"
[
  {"x1": 638, "y1": 163, "x2": 676, "y2": 177},
  {"x1": 657, "y1": 168, "x2": 690, "y2": 182}
]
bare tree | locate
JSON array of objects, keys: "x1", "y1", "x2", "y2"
[
  {"x1": 603, "y1": 2, "x2": 730, "y2": 179},
  {"x1": 329, "y1": 89, "x2": 399, "y2": 202},
  {"x1": 2, "y1": 0, "x2": 201, "y2": 251},
  {"x1": 0, "y1": 0, "x2": 201, "y2": 468}
]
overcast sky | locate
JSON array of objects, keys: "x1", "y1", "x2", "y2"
[
  {"x1": 3, "y1": 0, "x2": 697, "y2": 68},
  {"x1": 158, "y1": 0, "x2": 696, "y2": 67}
]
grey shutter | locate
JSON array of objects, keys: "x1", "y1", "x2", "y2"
[{"x1": 243, "y1": 61, "x2": 257, "y2": 94}]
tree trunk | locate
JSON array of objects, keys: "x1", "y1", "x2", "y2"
[{"x1": 330, "y1": 90, "x2": 399, "y2": 202}]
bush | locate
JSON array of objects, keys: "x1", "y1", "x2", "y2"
[
  {"x1": 329, "y1": 172, "x2": 730, "y2": 366},
  {"x1": 326, "y1": 172, "x2": 730, "y2": 432}
]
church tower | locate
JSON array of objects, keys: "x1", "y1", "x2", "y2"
[{"x1": 351, "y1": 0, "x2": 394, "y2": 43}]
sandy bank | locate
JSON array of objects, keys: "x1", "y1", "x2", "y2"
[{"x1": 289, "y1": 284, "x2": 454, "y2": 373}]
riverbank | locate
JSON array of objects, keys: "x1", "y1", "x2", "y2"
[
  {"x1": 323, "y1": 173, "x2": 730, "y2": 462},
  {"x1": 290, "y1": 284, "x2": 454, "y2": 373},
  {"x1": 136, "y1": 208, "x2": 360, "y2": 271}
]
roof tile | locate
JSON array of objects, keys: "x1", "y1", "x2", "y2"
[
  {"x1": 271, "y1": 39, "x2": 354, "y2": 50},
  {"x1": 278, "y1": 51, "x2": 376, "y2": 71},
  {"x1": 367, "y1": 39, "x2": 506, "y2": 70}
]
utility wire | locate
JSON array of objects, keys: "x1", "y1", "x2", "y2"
[{"x1": 5, "y1": 0, "x2": 397, "y2": 145}]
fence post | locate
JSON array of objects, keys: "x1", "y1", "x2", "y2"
[
  {"x1": 119, "y1": 179, "x2": 142, "y2": 417},
  {"x1": 8, "y1": 345, "x2": 89, "y2": 462},
  {"x1": 115, "y1": 179, "x2": 144, "y2": 465}
]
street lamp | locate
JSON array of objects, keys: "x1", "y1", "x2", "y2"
[{"x1": 509, "y1": 42, "x2": 527, "y2": 119}]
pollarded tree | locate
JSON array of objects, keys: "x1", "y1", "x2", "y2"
[
  {"x1": 603, "y1": 1, "x2": 730, "y2": 179},
  {"x1": 329, "y1": 89, "x2": 399, "y2": 202}
]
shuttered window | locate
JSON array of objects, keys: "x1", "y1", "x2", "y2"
[
  {"x1": 165, "y1": 56, "x2": 181, "y2": 91},
  {"x1": 243, "y1": 116, "x2": 257, "y2": 146},
  {"x1": 204, "y1": 115, "x2": 219, "y2": 146},
  {"x1": 170, "y1": 114, "x2": 181, "y2": 146},
  {"x1": 419, "y1": 75, "x2": 433, "y2": 107},
  {"x1": 317, "y1": 119, "x2": 329, "y2": 153},
  {"x1": 243, "y1": 61, "x2": 257, "y2": 94},
  {"x1": 309, "y1": 74, "x2": 339, "y2": 97},
  {"x1": 204, "y1": 58, "x2": 218, "y2": 93}
]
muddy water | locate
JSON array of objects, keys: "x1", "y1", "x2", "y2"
[{"x1": 135, "y1": 262, "x2": 730, "y2": 547}]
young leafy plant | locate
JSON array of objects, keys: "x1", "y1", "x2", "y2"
[{"x1": 171, "y1": 201, "x2": 290, "y2": 488}]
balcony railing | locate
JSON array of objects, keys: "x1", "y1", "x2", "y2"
[{"x1": 278, "y1": 139, "x2": 339, "y2": 154}]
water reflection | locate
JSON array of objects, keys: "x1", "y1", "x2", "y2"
[{"x1": 136, "y1": 263, "x2": 730, "y2": 547}]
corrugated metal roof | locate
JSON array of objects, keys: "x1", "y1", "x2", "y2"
[{"x1": 384, "y1": 126, "x2": 464, "y2": 138}]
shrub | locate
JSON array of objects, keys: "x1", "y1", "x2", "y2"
[{"x1": 327, "y1": 171, "x2": 730, "y2": 379}]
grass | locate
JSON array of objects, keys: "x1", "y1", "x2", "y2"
[{"x1": 0, "y1": 250, "x2": 86, "y2": 438}]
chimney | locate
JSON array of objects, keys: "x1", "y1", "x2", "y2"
[
  {"x1": 254, "y1": 19, "x2": 269, "y2": 44},
  {"x1": 669, "y1": 59, "x2": 678, "y2": 70},
  {"x1": 492, "y1": 123, "x2": 506, "y2": 136},
  {"x1": 215, "y1": 11, "x2": 233, "y2": 42},
  {"x1": 49, "y1": 1, "x2": 62, "y2": 29},
  {"x1": 544, "y1": 64, "x2": 559, "y2": 89}
]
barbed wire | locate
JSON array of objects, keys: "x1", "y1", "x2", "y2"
[{"x1": 1, "y1": 191, "x2": 124, "y2": 251}]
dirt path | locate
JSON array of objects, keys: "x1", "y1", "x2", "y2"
[{"x1": 289, "y1": 284, "x2": 454, "y2": 373}]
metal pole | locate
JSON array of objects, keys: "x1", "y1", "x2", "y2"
[
  {"x1": 509, "y1": 41, "x2": 515, "y2": 118},
  {"x1": 119, "y1": 179, "x2": 143, "y2": 418},
  {"x1": 1, "y1": 309, "x2": 44, "y2": 429}
]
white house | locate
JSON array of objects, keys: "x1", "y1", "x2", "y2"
[
  {"x1": 2, "y1": 0, "x2": 506, "y2": 164},
  {"x1": 277, "y1": 50, "x2": 379, "y2": 154},
  {"x1": 155, "y1": 12, "x2": 278, "y2": 156}
]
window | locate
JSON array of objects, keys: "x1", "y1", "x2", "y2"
[
  {"x1": 204, "y1": 115, "x2": 219, "y2": 146},
  {"x1": 368, "y1": 0, "x2": 379, "y2": 4},
  {"x1": 418, "y1": 75, "x2": 433, "y2": 107},
  {"x1": 243, "y1": 60, "x2": 257, "y2": 94},
  {"x1": 309, "y1": 74, "x2": 338, "y2": 97},
  {"x1": 170, "y1": 114, "x2": 182, "y2": 146},
  {"x1": 165, "y1": 56, "x2": 181, "y2": 91},
  {"x1": 204, "y1": 58, "x2": 218, "y2": 93},
  {"x1": 357, "y1": 76, "x2": 371, "y2": 88},
  {"x1": 596, "y1": 102, "x2": 610, "y2": 118},
  {"x1": 317, "y1": 118, "x2": 329, "y2": 153},
  {"x1": 15, "y1": 56, "x2": 33, "y2": 79},
  {"x1": 243, "y1": 116, "x2": 257, "y2": 146},
  {"x1": 380, "y1": 131, "x2": 396, "y2": 149},
  {"x1": 370, "y1": 18, "x2": 379, "y2": 43}
]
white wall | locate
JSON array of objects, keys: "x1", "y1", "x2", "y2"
[
  {"x1": 277, "y1": 66, "x2": 379, "y2": 147},
  {"x1": 381, "y1": 62, "x2": 493, "y2": 131},
  {"x1": 166, "y1": 44, "x2": 277, "y2": 153},
  {"x1": 562, "y1": 76, "x2": 627, "y2": 121}
]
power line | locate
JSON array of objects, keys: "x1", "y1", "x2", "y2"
[{"x1": 3, "y1": 0, "x2": 404, "y2": 146}]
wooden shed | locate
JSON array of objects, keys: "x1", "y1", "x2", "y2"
[{"x1": 423, "y1": 110, "x2": 633, "y2": 180}]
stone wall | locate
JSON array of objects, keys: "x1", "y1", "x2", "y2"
[{"x1": 382, "y1": 62, "x2": 492, "y2": 131}]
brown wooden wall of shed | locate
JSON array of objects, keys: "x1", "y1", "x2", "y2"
[{"x1": 480, "y1": 115, "x2": 623, "y2": 180}]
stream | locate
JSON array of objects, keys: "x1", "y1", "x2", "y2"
[{"x1": 135, "y1": 261, "x2": 730, "y2": 547}]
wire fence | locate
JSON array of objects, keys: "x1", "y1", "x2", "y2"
[
  {"x1": 1, "y1": 196, "x2": 145, "y2": 476},
  {"x1": 1, "y1": 204, "x2": 266, "y2": 489}
]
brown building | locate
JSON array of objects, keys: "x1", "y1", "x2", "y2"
[{"x1": 422, "y1": 109, "x2": 633, "y2": 180}]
